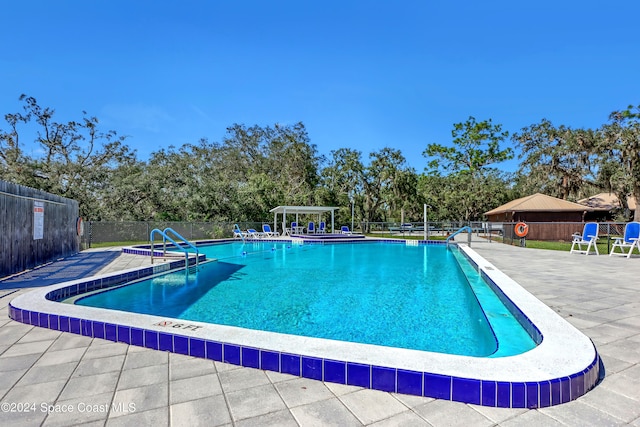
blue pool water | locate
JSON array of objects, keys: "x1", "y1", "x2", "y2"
[{"x1": 76, "y1": 242, "x2": 536, "y2": 357}]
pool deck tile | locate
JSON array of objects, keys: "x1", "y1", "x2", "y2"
[
  {"x1": 169, "y1": 395, "x2": 231, "y2": 426},
  {"x1": 339, "y1": 388, "x2": 408, "y2": 425},
  {"x1": 1, "y1": 241, "x2": 640, "y2": 425},
  {"x1": 274, "y1": 376, "x2": 335, "y2": 408},
  {"x1": 289, "y1": 397, "x2": 362, "y2": 426}
]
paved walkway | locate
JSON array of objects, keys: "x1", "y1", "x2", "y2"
[{"x1": 0, "y1": 242, "x2": 639, "y2": 426}]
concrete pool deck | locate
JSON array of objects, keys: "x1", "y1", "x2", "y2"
[{"x1": 1, "y1": 241, "x2": 639, "y2": 426}]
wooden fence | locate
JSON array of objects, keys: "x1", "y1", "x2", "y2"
[
  {"x1": 498, "y1": 222, "x2": 625, "y2": 244},
  {"x1": 0, "y1": 180, "x2": 79, "y2": 278}
]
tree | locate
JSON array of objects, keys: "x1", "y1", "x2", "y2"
[
  {"x1": 221, "y1": 122, "x2": 322, "y2": 218},
  {"x1": 424, "y1": 116, "x2": 512, "y2": 178},
  {"x1": 598, "y1": 105, "x2": 640, "y2": 221},
  {"x1": 0, "y1": 108, "x2": 33, "y2": 185},
  {"x1": 96, "y1": 158, "x2": 153, "y2": 220},
  {"x1": 417, "y1": 174, "x2": 447, "y2": 220},
  {"x1": 423, "y1": 117, "x2": 513, "y2": 220},
  {"x1": 0, "y1": 95, "x2": 135, "y2": 218},
  {"x1": 386, "y1": 167, "x2": 420, "y2": 221},
  {"x1": 261, "y1": 122, "x2": 323, "y2": 206},
  {"x1": 319, "y1": 148, "x2": 365, "y2": 227},
  {"x1": 361, "y1": 148, "x2": 415, "y2": 228},
  {"x1": 513, "y1": 119, "x2": 597, "y2": 200},
  {"x1": 320, "y1": 147, "x2": 418, "y2": 230}
]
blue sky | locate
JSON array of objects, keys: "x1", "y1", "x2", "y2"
[{"x1": 2, "y1": 1, "x2": 639, "y2": 173}]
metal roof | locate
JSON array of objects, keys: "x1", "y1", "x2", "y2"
[
  {"x1": 577, "y1": 193, "x2": 637, "y2": 211},
  {"x1": 484, "y1": 193, "x2": 592, "y2": 216},
  {"x1": 269, "y1": 206, "x2": 339, "y2": 214}
]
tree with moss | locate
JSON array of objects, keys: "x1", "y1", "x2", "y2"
[
  {"x1": 598, "y1": 105, "x2": 640, "y2": 221},
  {"x1": 513, "y1": 119, "x2": 598, "y2": 201}
]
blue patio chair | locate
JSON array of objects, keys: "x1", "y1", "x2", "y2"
[
  {"x1": 318, "y1": 221, "x2": 327, "y2": 233},
  {"x1": 262, "y1": 224, "x2": 280, "y2": 238},
  {"x1": 233, "y1": 224, "x2": 247, "y2": 239},
  {"x1": 610, "y1": 222, "x2": 640, "y2": 258},
  {"x1": 246, "y1": 228, "x2": 265, "y2": 239},
  {"x1": 290, "y1": 222, "x2": 300, "y2": 235},
  {"x1": 341, "y1": 225, "x2": 352, "y2": 235},
  {"x1": 307, "y1": 222, "x2": 315, "y2": 234},
  {"x1": 570, "y1": 222, "x2": 599, "y2": 255}
]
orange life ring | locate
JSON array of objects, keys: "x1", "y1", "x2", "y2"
[
  {"x1": 514, "y1": 222, "x2": 529, "y2": 238},
  {"x1": 76, "y1": 217, "x2": 84, "y2": 236}
]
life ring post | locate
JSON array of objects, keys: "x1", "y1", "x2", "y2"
[{"x1": 514, "y1": 222, "x2": 529, "y2": 238}]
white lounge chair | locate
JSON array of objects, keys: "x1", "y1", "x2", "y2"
[
  {"x1": 570, "y1": 222, "x2": 599, "y2": 255},
  {"x1": 318, "y1": 222, "x2": 327, "y2": 233},
  {"x1": 307, "y1": 222, "x2": 316, "y2": 234},
  {"x1": 262, "y1": 224, "x2": 280, "y2": 238},
  {"x1": 610, "y1": 222, "x2": 640, "y2": 258},
  {"x1": 246, "y1": 228, "x2": 265, "y2": 239},
  {"x1": 233, "y1": 224, "x2": 247, "y2": 239}
]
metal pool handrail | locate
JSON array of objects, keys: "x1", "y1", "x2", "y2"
[
  {"x1": 150, "y1": 228, "x2": 199, "y2": 271},
  {"x1": 234, "y1": 224, "x2": 245, "y2": 243},
  {"x1": 446, "y1": 226, "x2": 472, "y2": 246}
]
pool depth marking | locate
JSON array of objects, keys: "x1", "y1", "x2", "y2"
[{"x1": 153, "y1": 320, "x2": 204, "y2": 332}]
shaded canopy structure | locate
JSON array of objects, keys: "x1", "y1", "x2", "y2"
[{"x1": 269, "y1": 206, "x2": 339, "y2": 234}]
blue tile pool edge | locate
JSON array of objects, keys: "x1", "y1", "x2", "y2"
[
  {"x1": 8, "y1": 242, "x2": 601, "y2": 408},
  {"x1": 7, "y1": 300, "x2": 601, "y2": 408}
]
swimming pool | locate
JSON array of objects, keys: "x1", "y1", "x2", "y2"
[
  {"x1": 73, "y1": 242, "x2": 535, "y2": 357},
  {"x1": 9, "y1": 239, "x2": 600, "y2": 408}
]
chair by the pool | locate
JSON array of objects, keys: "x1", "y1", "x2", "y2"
[
  {"x1": 341, "y1": 225, "x2": 352, "y2": 235},
  {"x1": 233, "y1": 225, "x2": 247, "y2": 239},
  {"x1": 609, "y1": 221, "x2": 640, "y2": 258},
  {"x1": 307, "y1": 222, "x2": 315, "y2": 234},
  {"x1": 318, "y1": 221, "x2": 327, "y2": 233},
  {"x1": 246, "y1": 229, "x2": 264, "y2": 239},
  {"x1": 290, "y1": 222, "x2": 302, "y2": 235},
  {"x1": 570, "y1": 222, "x2": 599, "y2": 255},
  {"x1": 262, "y1": 224, "x2": 280, "y2": 238}
]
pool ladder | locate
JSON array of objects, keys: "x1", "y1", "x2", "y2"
[{"x1": 150, "y1": 227, "x2": 200, "y2": 273}]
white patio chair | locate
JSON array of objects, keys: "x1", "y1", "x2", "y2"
[
  {"x1": 570, "y1": 222, "x2": 599, "y2": 255},
  {"x1": 610, "y1": 222, "x2": 640, "y2": 258}
]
